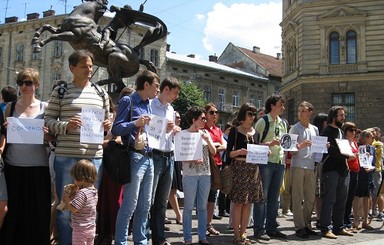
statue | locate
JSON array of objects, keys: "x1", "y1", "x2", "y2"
[{"x1": 31, "y1": 0, "x2": 167, "y2": 92}]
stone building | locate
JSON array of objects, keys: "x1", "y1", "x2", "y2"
[
  {"x1": 0, "y1": 10, "x2": 168, "y2": 100},
  {"x1": 165, "y1": 52, "x2": 269, "y2": 127},
  {"x1": 280, "y1": 0, "x2": 384, "y2": 129}
]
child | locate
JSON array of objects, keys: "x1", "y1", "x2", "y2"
[{"x1": 63, "y1": 159, "x2": 98, "y2": 245}]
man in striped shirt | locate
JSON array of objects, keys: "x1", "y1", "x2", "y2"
[{"x1": 45, "y1": 50, "x2": 111, "y2": 245}]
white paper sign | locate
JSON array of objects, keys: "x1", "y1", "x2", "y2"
[
  {"x1": 246, "y1": 144, "x2": 269, "y2": 164},
  {"x1": 80, "y1": 107, "x2": 105, "y2": 144},
  {"x1": 7, "y1": 117, "x2": 44, "y2": 144},
  {"x1": 335, "y1": 139, "x2": 354, "y2": 157},
  {"x1": 174, "y1": 131, "x2": 203, "y2": 161},
  {"x1": 358, "y1": 145, "x2": 375, "y2": 169},
  {"x1": 311, "y1": 136, "x2": 328, "y2": 154},
  {"x1": 146, "y1": 115, "x2": 167, "y2": 150},
  {"x1": 280, "y1": 134, "x2": 298, "y2": 151}
]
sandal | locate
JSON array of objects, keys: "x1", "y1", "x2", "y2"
[
  {"x1": 207, "y1": 224, "x2": 220, "y2": 236},
  {"x1": 233, "y1": 237, "x2": 245, "y2": 245},
  {"x1": 242, "y1": 234, "x2": 252, "y2": 245}
]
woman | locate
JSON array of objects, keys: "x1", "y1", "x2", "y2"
[
  {"x1": 204, "y1": 103, "x2": 226, "y2": 236},
  {"x1": 342, "y1": 122, "x2": 360, "y2": 231},
  {"x1": 181, "y1": 106, "x2": 216, "y2": 245},
  {"x1": 227, "y1": 103, "x2": 263, "y2": 245},
  {"x1": 167, "y1": 111, "x2": 183, "y2": 225},
  {"x1": 0, "y1": 68, "x2": 51, "y2": 245},
  {"x1": 353, "y1": 129, "x2": 375, "y2": 230}
]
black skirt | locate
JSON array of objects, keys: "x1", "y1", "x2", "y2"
[{"x1": 171, "y1": 161, "x2": 183, "y2": 191}]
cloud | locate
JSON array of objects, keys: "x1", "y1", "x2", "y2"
[
  {"x1": 203, "y1": 1, "x2": 282, "y2": 56},
  {"x1": 196, "y1": 13, "x2": 205, "y2": 21}
]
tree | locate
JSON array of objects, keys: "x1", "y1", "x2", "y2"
[{"x1": 172, "y1": 81, "x2": 205, "y2": 129}]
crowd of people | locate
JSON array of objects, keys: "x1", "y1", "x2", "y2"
[{"x1": 0, "y1": 48, "x2": 384, "y2": 245}]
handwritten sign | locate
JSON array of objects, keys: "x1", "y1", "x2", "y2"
[
  {"x1": 147, "y1": 115, "x2": 167, "y2": 150},
  {"x1": 7, "y1": 117, "x2": 44, "y2": 144},
  {"x1": 80, "y1": 107, "x2": 105, "y2": 144},
  {"x1": 174, "y1": 131, "x2": 202, "y2": 161},
  {"x1": 311, "y1": 136, "x2": 328, "y2": 154},
  {"x1": 335, "y1": 139, "x2": 354, "y2": 157},
  {"x1": 280, "y1": 134, "x2": 298, "y2": 151},
  {"x1": 246, "y1": 144, "x2": 269, "y2": 164}
]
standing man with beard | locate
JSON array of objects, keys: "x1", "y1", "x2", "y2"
[{"x1": 320, "y1": 106, "x2": 353, "y2": 239}]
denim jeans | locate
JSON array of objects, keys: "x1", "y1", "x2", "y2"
[
  {"x1": 182, "y1": 175, "x2": 210, "y2": 242},
  {"x1": 114, "y1": 152, "x2": 154, "y2": 245},
  {"x1": 150, "y1": 154, "x2": 174, "y2": 244},
  {"x1": 320, "y1": 170, "x2": 349, "y2": 232},
  {"x1": 253, "y1": 162, "x2": 285, "y2": 236},
  {"x1": 54, "y1": 156, "x2": 102, "y2": 245}
]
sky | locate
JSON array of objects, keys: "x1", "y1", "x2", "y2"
[{"x1": 1, "y1": 0, "x2": 282, "y2": 60}]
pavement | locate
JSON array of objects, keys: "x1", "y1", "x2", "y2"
[{"x1": 162, "y1": 208, "x2": 384, "y2": 245}]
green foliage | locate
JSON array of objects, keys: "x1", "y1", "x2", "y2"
[{"x1": 172, "y1": 81, "x2": 205, "y2": 129}]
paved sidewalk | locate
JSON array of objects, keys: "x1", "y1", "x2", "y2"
[{"x1": 162, "y1": 209, "x2": 384, "y2": 244}]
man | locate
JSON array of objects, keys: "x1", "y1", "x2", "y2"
[
  {"x1": 112, "y1": 70, "x2": 160, "y2": 245},
  {"x1": 45, "y1": 50, "x2": 111, "y2": 244},
  {"x1": 371, "y1": 127, "x2": 384, "y2": 221},
  {"x1": 149, "y1": 77, "x2": 181, "y2": 245},
  {"x1": 289, "y1": 101, "x2": 319, "y2": 239},
  {"x1": 253, "y1": 94, "x2": 287, "y2": 241},
  {"x1": 320, "y1": 105, "x2": 353, "y2": 239}
]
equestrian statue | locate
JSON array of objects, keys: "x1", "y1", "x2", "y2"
[{"x1": 31, "y1": 0, "x2": 167, "y2": 92}]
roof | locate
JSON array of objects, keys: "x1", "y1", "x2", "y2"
[
  {"x1": 166, "y1": 52, "x2": 268, "y2": 81},
  {"x1": 237, "y1": 47, "x2": 282, "y2": 77}
]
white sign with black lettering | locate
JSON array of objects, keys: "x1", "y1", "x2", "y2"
[
  {"x1": 311, "y1": 136, "x2": 328, "y2": 154},
  {"x1": 147, "y1": 115, "x2": 167, "y2": 150},
  {"x1": 246, "y1": 144, "x2": 269, "y2": 164},
  {"x1": 7, "y1": 117, "x2": 44, "y2": 144},
  {"x1": 174, "y1": 131, "x2": 203, "y2": 161},
  {"x1": 80, "y1": 107, "x2": 105, "y2": 144}
]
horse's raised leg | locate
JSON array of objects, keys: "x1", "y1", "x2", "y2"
[{"x1": 32, "y1": 24, "x2": 61, "y2": 53}]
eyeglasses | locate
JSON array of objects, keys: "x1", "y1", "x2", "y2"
[
  {"x1": 16, "y1": 80, "x2": 34, "y2": 87},
  {"x1": 348, "y1": 129, "x2": 357, "y2": 132},
  {"x1": 201, "y1": 117, "x2": 207, "y2": 122},
  {"x1": 246, "y1": 111, "x2": 257, "y2": 117},
  {"x1": 208, "y1": 111, "x2": 218, "y2": 115}
]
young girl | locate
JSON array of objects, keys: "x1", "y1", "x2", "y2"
[{"x1": 63, "y1": 159, "x2": 98, "y2": 245}]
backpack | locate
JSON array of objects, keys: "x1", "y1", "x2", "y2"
[
  {"x1": 259, "y1": 115, "x2": 287, "y2": 143},
  {"x1": 55, "y1": 81, "x2": 106, "y2": 107}
]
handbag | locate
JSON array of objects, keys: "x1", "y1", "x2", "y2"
[
  {"x1": 209, "y1": 153, "x2": 222, "y2": 190},
  {"x1": 219, "y1": 165, "x2": 233, "y2": 195},
  {"x1": 219, "y1": 127, "x2": 237, "y2": 195},
  {"x1": 102, "y1": 98, "x2": 133, "y2": 184}
]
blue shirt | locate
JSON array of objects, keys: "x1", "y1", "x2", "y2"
[{"x1": 112, "y1": 91, "x2": 152, "y2": 151}]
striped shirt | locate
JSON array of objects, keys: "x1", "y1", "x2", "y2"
[
  {"x1": 70, "y1": 187, "x2": 98, "y2": 230},
  {"x1": 45, "y1": 82, "x2": 110, "y2": 158}
]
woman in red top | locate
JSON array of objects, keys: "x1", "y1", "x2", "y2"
[{"x1": 342, "y1": 122, "x2": 359, "y2": 231}]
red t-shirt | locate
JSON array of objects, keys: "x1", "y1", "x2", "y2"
[
  {"x1": 348, "y1": 140, "x2": 360, "y2": 173},
  {"x1": 204, "y1": 124, "x2": 223, "y2": 165}
]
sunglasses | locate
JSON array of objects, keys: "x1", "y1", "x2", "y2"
[
  {"x1": 17, "y1": 80, "x2": 34, "y2": 87},
  {"x1": 208, "y1": 111, "x2": 218, "y2": 115},
  {"x1": 348, "y1": 129, "x2": 357, "y2": 132},
  {"x1": 201, "y1": 117, "x2": 207, "y2": 122},
  {"x1": 246, "y1": 111, "x2": 257, "y2": 117}
]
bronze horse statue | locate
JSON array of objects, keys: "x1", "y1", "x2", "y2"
[{"x1": 31, "y1": 0, "x2": 167, "y2": 92}]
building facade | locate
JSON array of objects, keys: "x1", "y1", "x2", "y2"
[{"x1": 280, "y1": 0, "x2": 384, "y2": 129}]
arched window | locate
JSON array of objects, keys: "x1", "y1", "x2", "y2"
[
  {"x1": 329, "y1": 32, "x2": 339, "y2": 64},
  {"x1": 346, "y1": 30, "x2": 357, "y2": 64}
]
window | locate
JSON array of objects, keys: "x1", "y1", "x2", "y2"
[
  {"x1": 204, "y1": 85, "x2": 211, "y2": 102},
  {"x1": 218, "y1": 88, "x2": 225, "y2": 110},
  {"x1": 53, "y1": 40, "x2": 63, "y2": 57},
  {"x1": 249, "y1": 94, "x2": 256, "y2": 106},
  {"x1": 332, "y1": 93, "x2": 355, "y2": 122},
  {"x1": 150, "y1": 49, "x2": 159, "y2": 66},
  {"x1": 52, "y1": 73, "x2": 61, "y2": 82},
  {"x1": 258, "y1": 96, "x2": 263, "y2": 109},
  {"x1": 32, "y1": 51, "x2": 41, "y2": 60},
  {"x1": 329, "y1": 32, "x2": 339, "y2": 64},
  {"x1": 15, "y1": 44, "x2": 24, "y2": 62},
  {"x1": 137, "y1": 47, "x2": 145, "y2": 60},
  {"x1": 346, "y1": 30, "x2": 357, "y2": 64},
  {"x1": 232, "y1": 90, "x2": 240, "y2": 107}
]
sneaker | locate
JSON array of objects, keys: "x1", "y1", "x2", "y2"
[
  {"x1": 305, "y1": 227, "x2": 318, "y2": 236},
  {"x1": 255, "y1": 233, "x2": 270, "y2": 241},
  {"x1": 267, "y1": 230, "x2": 288, "y2": 239},
  {"x1": 283, "y1": 211, "x2": 294, "y2": 216},
  {"x1": 277, "y1": 213, "x2": 286, "y2": 218},
  {"x1": 219, "y1": 211, "x2": 230, "y2": 217},
  {"x1": 212, "y1": 214, "x2": 222, "y2": 220},
  {"x1": 377, "y1": 213, "x2": 383, "y2": 221}
]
